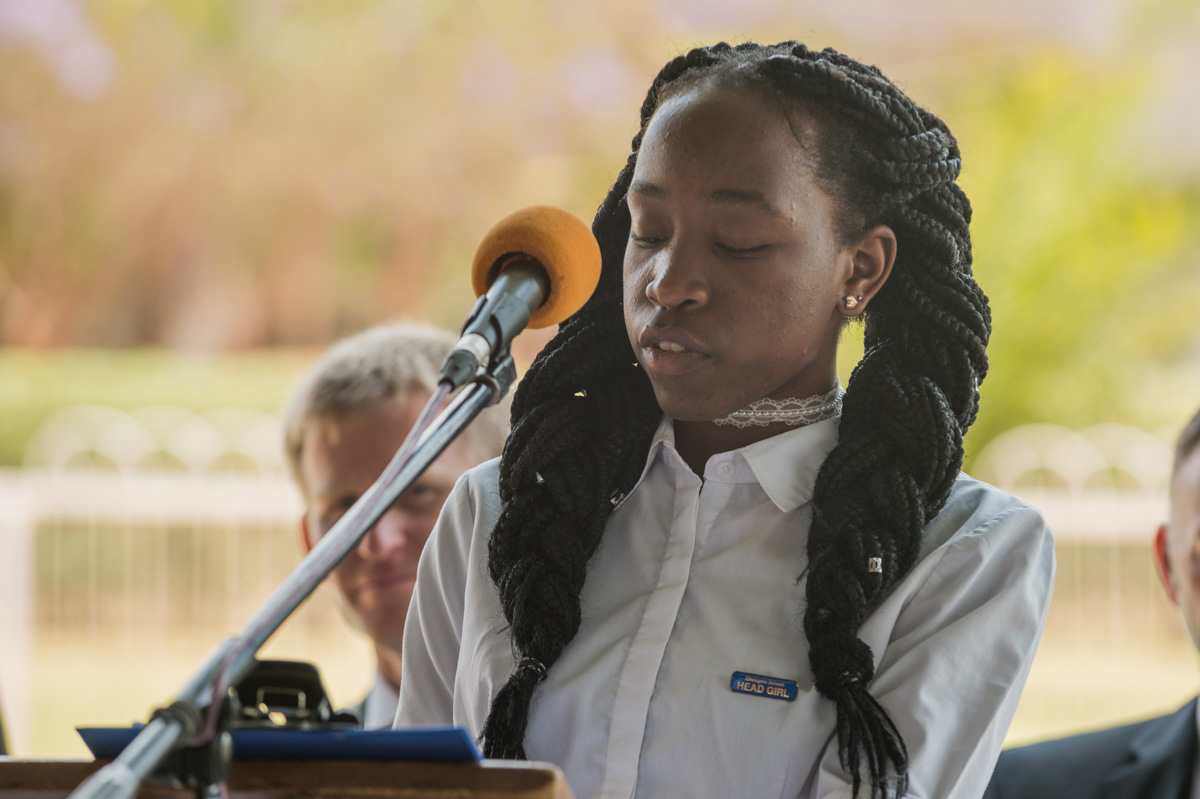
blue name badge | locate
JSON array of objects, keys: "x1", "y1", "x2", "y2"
[{"x1": 730, "y1": 671, "x2": 798, "y2": 702}]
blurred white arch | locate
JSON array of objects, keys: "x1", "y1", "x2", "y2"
[
  {"x1": 25, "y1": 404, "x2": 159, "y2": 473},
  {"x1": 971, "y1": 422, "x2": 1173, "y2": 544},
  {"x1": 972, "y1": 422, "x2": 1174, "y2": 495},
  {"x1": 24, "y1": 404, "x2": 287, "y2": 476}
]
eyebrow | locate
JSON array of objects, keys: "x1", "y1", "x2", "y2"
[
  {"x1": 710, "y1": 189, "x2": 784, "y2": 218},
  {"x1": 627, "y1": 181, "x2": 784, "y2": 218},
  {"x1": 627, "y1": 180, "x2": 664, "y2": 199},
  {"x1": 314, "y1": 486, "x2": 354, "y2": 505}
]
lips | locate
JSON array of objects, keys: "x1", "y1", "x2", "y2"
[{"x1": 638, "y1": 327, "x2": 711, "y2": 376}]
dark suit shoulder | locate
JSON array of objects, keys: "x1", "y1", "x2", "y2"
[
  {"x1": 984, "y1": 700, "x2": 1198, "y2": 799},
  {"x1": 989, "y1": 723, "x2": 1147, "y2": 796}
]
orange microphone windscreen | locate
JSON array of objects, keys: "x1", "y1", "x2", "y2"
[{"x1": 470, "y1": 205, "x2": 602, "y2": 329}]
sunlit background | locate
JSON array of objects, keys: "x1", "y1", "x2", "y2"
[{"x1": 2, "y1": 0, "x2": 1200, "y2": 760}]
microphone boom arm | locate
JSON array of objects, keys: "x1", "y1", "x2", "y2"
[{"x1": 68, "y1": 356, "x2": 519, "y2": 799}]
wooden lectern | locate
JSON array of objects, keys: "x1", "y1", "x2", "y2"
[{"x1": 0, "y1": 758, "x2": 576, "y2": 798}]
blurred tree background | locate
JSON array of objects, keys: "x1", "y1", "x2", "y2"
[{"x1": 1, "y1": 0, "x2": 1198, "y2": 459}]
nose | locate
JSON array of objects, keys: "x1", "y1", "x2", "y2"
[
  {"x1": 643, "y1": 244, "x2": 709, "y2": 310},
  {"x1": 356, "y1": 507, "x2": 409, "y2": 561}
]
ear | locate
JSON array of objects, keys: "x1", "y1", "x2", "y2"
[
  {"x1": 839, "y1": 224, "x2": 897, "y2": 318},
  {"x1": 300, "y1": 515, "x2": 315, "y2": 555},
  {"x1": 1154, "y1": 524, "x2": 1179, "y2": 607}
]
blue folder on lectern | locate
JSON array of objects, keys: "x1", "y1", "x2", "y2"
[{"x1": 77, "y1": 725, "x2": 483, "y2": 762}]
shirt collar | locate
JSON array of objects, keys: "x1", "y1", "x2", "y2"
[
  {"x1": 623, "y1": 414, "x2": 841, "y2": 513},
  {"x1": 613, "y1": 417, "x2": 675, "y2": 509},
  {"x1": 739, "y1": 416, "x2": 840, "y2": 511}
]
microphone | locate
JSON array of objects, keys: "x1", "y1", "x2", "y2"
[{"x1": 440, "y1": 205, "x2": 602, "y2": 388}]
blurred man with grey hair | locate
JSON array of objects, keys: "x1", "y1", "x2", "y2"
[
  {"x1": 284, "y1": 321, "x2": 508, "y2": 728},
  {"x1": 985, "y1": 405, "x2": 1200, "y2": 798}
]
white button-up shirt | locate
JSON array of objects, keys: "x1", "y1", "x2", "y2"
[{"x1": 397, "y1": 416, "x2": 1055, "y2": 799}]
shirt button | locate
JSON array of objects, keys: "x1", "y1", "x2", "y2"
[{"x1": 718, "y1": 462, "x2": 733, "y2": 477}]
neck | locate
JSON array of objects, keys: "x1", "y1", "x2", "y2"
[
  {"x1": 674, "y1": 381, "x2": 841, "y2": 475},
  {"x1": 673, "y1": 419, "x2": 799, "y2": 475},
  {"x1": 375, "y1": 642, "x2": 403, "y2": 692}
]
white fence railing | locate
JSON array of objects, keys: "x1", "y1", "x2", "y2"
[
  {"x1": 1, "y1": 405, "x2": 303, "y2": 755},
  {"x1": 0, "y1": 409, "x2": 1187, "y2": 754},
  {"x1": 0, "y1": 469, "x2": 303, "y2": 756}
]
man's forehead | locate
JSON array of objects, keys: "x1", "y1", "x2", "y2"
[
  {"x1": 307, "y1": 398, "x2": 419, "y2": 440},
  {"x1": 299, "y1": 406, "x2": 407, "y2": 488},
  {"x1": 305, "y1": 404, "x2": 475, "y2": 476},
  {"x1": 305, "y1": 413, "x2": 344, "y2": 447}
]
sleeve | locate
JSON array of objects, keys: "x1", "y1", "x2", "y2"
[
  {"x1": 393, "y1": 468, "x2": 477, "y2": 728},
  {"x1": 812, "y1": 501, "x2": 1056, "y2": 799}
]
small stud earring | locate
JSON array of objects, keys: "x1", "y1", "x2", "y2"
[{"x1": 843, "y1": 295, "x2": 863, "y2": 310}]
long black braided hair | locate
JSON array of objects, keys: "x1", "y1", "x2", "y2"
[{"x1": 482, "y1": 41, "x2": 990, "y2": 799}]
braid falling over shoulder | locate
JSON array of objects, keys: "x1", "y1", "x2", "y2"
[
  {"x1": 480, "y1": 159, "x2": 661, "y2": 759},
  {"x1": 480, "y1": 41, "x2": 991, "y2": 799}
]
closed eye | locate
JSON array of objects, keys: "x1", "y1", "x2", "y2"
[
  {"x1": 398, "y1": 482, "x2": 446, "y2": 513},
  {"x1": 319, "y1": 494, "x2": 360, "y2": 530},
  {"x1": 717, "y1": 242, "x2": 771, "y2": 256},
  {"x1": 630, "y1": 232, "x2": 665, "y2": 248}
]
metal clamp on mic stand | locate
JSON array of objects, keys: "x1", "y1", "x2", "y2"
[
  {"x1": 144, "y1": 700, "x2": 233, "y2": 799},
  {"x1": 67, "y1": 354, "x2": 518, "y2": 799}
]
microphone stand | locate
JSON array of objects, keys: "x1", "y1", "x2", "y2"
[{"x1": 68, "y1": 355, "x2": 518, "y2": 799}]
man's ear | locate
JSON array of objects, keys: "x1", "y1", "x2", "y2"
[
  {"x1": 838, "y1": 224, "x2": 897, "y2": 318},
  {"x1": 1154, "y1": 524, "x2": 1179, "y2": 606},
  {"x1": 300, "y1": 515, "x2": 315, "y2": 555}
]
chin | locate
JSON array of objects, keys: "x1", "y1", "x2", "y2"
[
  {"x1": 647, "y1": 387, "x2": 700, "y2": 420},
  {"x1": 654, "y1": 394, "x2": 735, "y2": 424},
  {"x1": 658, "y1": 407, "x2": 701, "y2": 423},
  {"x1": 364, "y1": 621, "x2": 407, "y2": 652},
  {"x1": 346, "y1": 594, "x2": 410, "y2": 630}
]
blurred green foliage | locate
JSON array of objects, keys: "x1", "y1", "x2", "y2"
[
  {"x1": 0, "y1": 348, "x2": 313, "y2": 466},
  {"x1": 1, "y1": 1, "x2": 1198, "y2": 467},
  {"x1": 956, "y1": 53, "x2": 1200, "y2": 452}
]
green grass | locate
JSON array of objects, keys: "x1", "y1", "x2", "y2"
[{"x1": 0, "y1": 348, "x2": 317, "y2": 467}]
